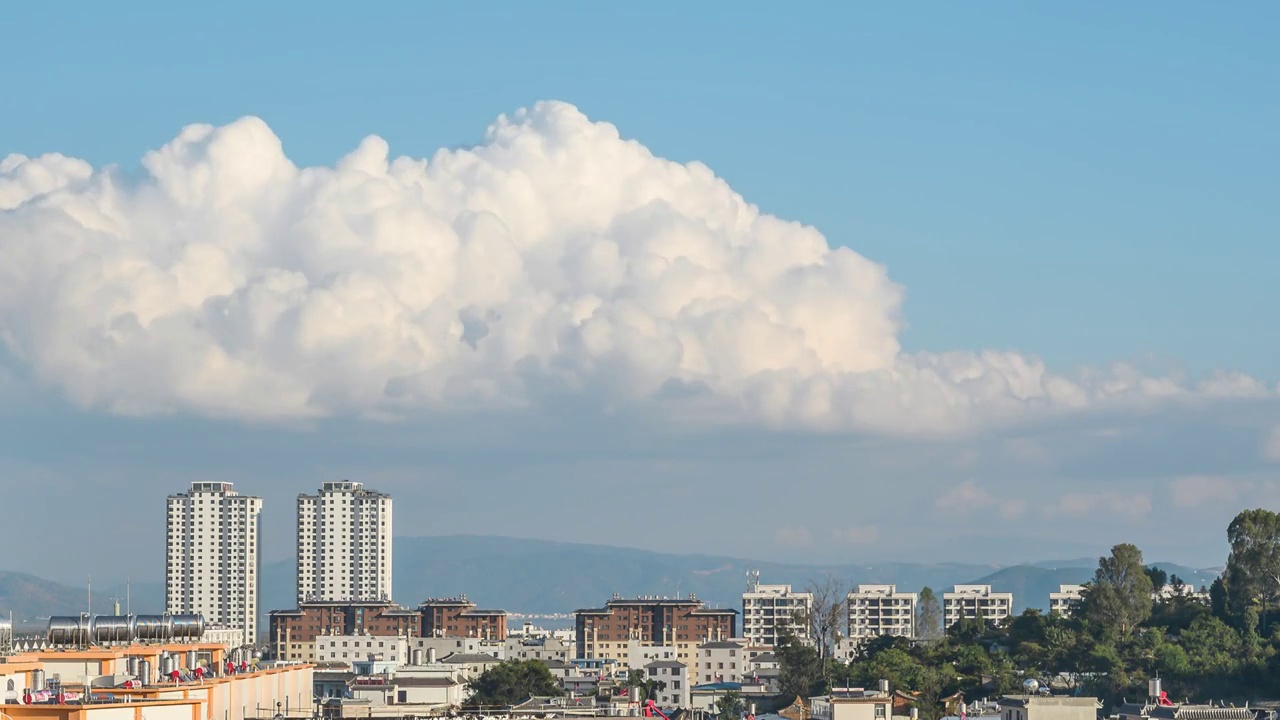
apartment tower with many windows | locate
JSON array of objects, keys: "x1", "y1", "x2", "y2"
[
  {"x1": 165, "y1": 482, "x2": 262, "y2": 645},
  {"x1": 296, "y1": 481, "x2": 393, "y2": 604},
  {"x1": 847, "y1": 584, "x2": 917, "y2": 640},
  {"x1": 741, "y1": 576, "x2": 812, "y2": 647}
]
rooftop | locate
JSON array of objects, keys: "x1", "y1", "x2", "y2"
[
  {"x1": 700, "y1": 641, "x2": 746, "y2": 649},
  {"x1": 439, "y1": 652, "x2": 503, "y2": 664},
  {"x1": 999, "y1": 696, "x2": 1101, "y2": 708}
]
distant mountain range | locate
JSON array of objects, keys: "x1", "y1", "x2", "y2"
[{"x1": 0, "y1": 535, "x2": 1222, "y2": 628}]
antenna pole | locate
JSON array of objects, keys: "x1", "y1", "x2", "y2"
[
  {"x1": 127, "y1": 579, "x2": 131, "y2": 616},
  {"x1": 88, "y1": 574, "x2": 92, "y2": 616}
]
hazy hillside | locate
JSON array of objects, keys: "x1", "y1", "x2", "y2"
[
  {"x1": 0, "y1": 572, "x2": 166, "y2": 623},
  {"x1": 1, "y1": 536, "x2": 1223, "y2": 622}
]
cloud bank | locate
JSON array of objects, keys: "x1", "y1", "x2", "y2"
[{"x1": 0, "y1": 101, "x2": 1273, "y2": 434}]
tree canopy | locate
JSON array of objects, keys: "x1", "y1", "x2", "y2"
[
  {"x1": 774, "y1": 512, "x2": 1280, "y2": 714},
  {"x1": 467, "y1": 659, "x2": 563, "y2": 707},
  {"x1": 1081, "y1": 543, "x2": 1154, "y2": 637}
]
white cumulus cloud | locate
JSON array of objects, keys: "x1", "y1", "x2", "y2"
[
  {"x1": 935, "y1": 480, "x2": 1025, "y2": 519},
  {"x1": 1051, "y1": 491, "x2": 1152, "y2": 520},
  {"x1": 1263, "y1": 426, "x2": 1280, "y2": 463},
  {"x1": 1169, "y1": 475, "x2": 1247, "y2": 508},
  {"x1": 0, "y1": 101, "x2": 1274, "y2": 433}
]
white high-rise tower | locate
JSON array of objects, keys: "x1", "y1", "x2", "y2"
[
  {"x1": 296, "y1": 481, "x2": 393, "y2": 603},
  {"x1": 165, "y1": 482, "x2": 262, "y2": 645}
]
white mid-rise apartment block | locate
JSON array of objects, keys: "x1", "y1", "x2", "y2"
[
  {"x1": 742, "y1": 577, "x2": 812, "y2": 647},
  {"x1": 315, "y1": 634, "x2": 409, "y2": 665},
  {"x1": 943, "y1": 585, "x2": 1013, "y2": 628},
  {"x1": 1049, "y1": 585, "x2": 1084, "y2": 616},
  {"x1": 297, "y1": 481, "x2": 393, "y2": 604},
  {"x1": 847, "y1": 585, "x2": 917, "y2": 640},
  {"x1": 165, "y1": 482, "x2": 262, "y2": 646}
]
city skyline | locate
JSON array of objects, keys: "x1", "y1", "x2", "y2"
[{"x1": 2, "y1": 3, "x2": 1279, "y2": 582}]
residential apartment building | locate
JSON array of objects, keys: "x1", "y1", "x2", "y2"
[
  {"x1": 505, "y1": 634, "x2": 573, "y2": 663},
  {"x1": 695, "y1": 639, "x2": 749, "y2": 684},
  {"x1": 165, "y1": 481, "x2": 262, "y2": 646},
  {"x1": 296, "y1": 481, "x2": 393, "y2": 604},
  {"x1": 943, "y1": 585, "x2": 1013, "y2": 628},
  {"x1": 645, "y1": 660, "x2": 691, "y2": 709},
  {"x1": 315, "y1": 634, "x2": 409, "y2": 665},
  {"x1": 573, "y1": 595, "x2": 737, "y2": 670},
  {"x1": 847, "y1": 585, "x2": 916, "y2": 640},
  {"x1": 419, "y1": 596, "x2": 508, "y2": 639},
  {"x1": 1154, "y1": 584, "x2": 1211, "y2": 603},
  {"x1": 268, "y1": 599, "x2": 421, "y2": 661},
  {"x1": 1049, "y1": 585, "x2": 1084, "y2": 616},
  {"x1": 412, "y1": 636, "x2": 503, "y2": 662},
  {"x1": 741, "y1": 580, "x2": 812, "y2": 646}
]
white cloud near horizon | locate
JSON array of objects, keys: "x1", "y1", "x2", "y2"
[
  {"x1": 1263, "y1": 426, "x2": 1280, "y2": 462},
  {"x1": 935, "y1": 480, "x2": 1026, "y2": 519},
  {"x1": 0, "y1": 101, "x2": 1276, "y2": 435}
]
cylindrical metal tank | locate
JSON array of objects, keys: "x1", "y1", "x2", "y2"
[
  {"x1": 185, "y1": 650, "x2": 197, "y2": 670},
  {"x1": 411, "y1": 648, "x2": 422, "y2": 666},
  {"x1": 160, "y1": 655, "x2": 175, "y2": 677},
  {"x1": 46, "y1": 617, "x2": 89, "y2": 646},
  {"x1": 134, "y1": 615, "x2": 172, "y2": 642},
  {"x1": 426, "y1": 647, "x2": 436, "y2": 664},
  {"x1": 91, "y1": 616, "x2": 135, "y2": 644},
  {"x1": 31, "y1": 669, "x2": 46, "y2": 691},
  {"x1": 170, "y1": 614, "x2": 205, "y2": 640},
  {"x1": 125, "y1": 657, "x2": 138, "y2": 677},
  {"x1": 138, "y1": 660, "x2": 151, "y2": 685}
]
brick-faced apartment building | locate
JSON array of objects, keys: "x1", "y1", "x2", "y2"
[
  {"x1": 269, "y1": 599, "x2": 421, "y2": 661},
  {"x1": 418, "y1": 596, "x2": 508, "y2": 640},
  {"x1": 574, "y1": 594, "x2": 737, "y2": 667}
]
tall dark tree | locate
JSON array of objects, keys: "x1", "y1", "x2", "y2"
[
  {"x1": 1223, "y1": 509, "x2": 1280, "y2": 631},
  {"x1": 1081, "y1": 543, "x2": 1154, "y2": 637},
  {"x1": 917, "y1": 586, "x2": 943, "y2": 641},
  {"x1": 805, "y1": 574, "x2": 849, "y2": 663},
  {"x1": 1146, "y1": 566, "x2": 1169, "y2": 593},
  {"x1": 1209, "y1": 578, "x2": 1230, "y2": 621},
  {"x1": 775, "y1": 629, "x2": 824, "y2": 700},
  {"x1": 467, "y1": 659, "x2": 563, "y2": 707}
]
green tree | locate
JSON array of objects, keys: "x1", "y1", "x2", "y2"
[
  {"x1": 626, "y1": 669, "x2": 662, "y2": 702},
  {"x1": 1146, "y1": 566, "x2": 1169, "y2": 593},
  {"x1": 776, "y1": 629, "x2": 825, "y2": 700},
  {"x1": 1081, "y1": 543, "x2": 1154, "y2": 637},
  {"x1": 716, "y1": 690, "x2": 744, "y2": 720},
  {"x1": 916, "y1": 587, "x2": 943, "y2": 641},
  {"x1": 1223, "y1": 509, "x2": 1280, "y2": 632},
  {"x1": 466, "y1": 659, "x2": 563, "y2": 707}
]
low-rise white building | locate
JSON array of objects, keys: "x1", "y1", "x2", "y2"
[
  {"x1": 201, "y1": 625, "x2": 249, "y2": 648},
  {"x1": 505, "y1": 635, "x2": 572, "y2": 663},
  {"x1": 943, "y1": 585, "x2": 1013, "y2": 627},
  {"x1": 430, "y1": 651, "x2": 502, "y2": 681},
  {"x1": 626, "y1": 641, "x2": 681, "y2": 673},
  {"x1": 997, "y1": 695, "x2": 1101, "y2": 720},
  {"x1": 694, "y1": 639, "x2": 748, "y2": 684},
  {"x1": 1049, "y1": 585, "x2": 1084, "y2": 616},
  {"x1": 316, "y1": 634, "x2": 409, "y2": 665},
  {"x1": 1154, "y1": 584, "x2": 1210, "y2": 602},
  {"x1": 644, "y1": 660, "x2": 690, "y2": 709},
  {"x1": 411, "y1": 636, "x2": 504, "y2": 662},
  {"x1": 847, "y1": 585, "x2": 916, "y2": 640}
]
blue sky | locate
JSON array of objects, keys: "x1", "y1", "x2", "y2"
[{"x1": 1, "y1": 2, "x2": 1278, "y2": 584}]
